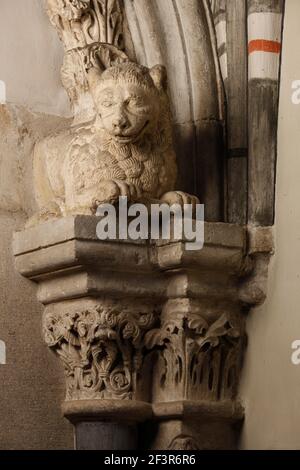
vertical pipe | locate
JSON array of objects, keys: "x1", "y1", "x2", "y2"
[
  {"x1": 247, "y1": 0, "x2": 284, "y2": 225},
  {"x1": 226, "y1": 0, "x2": 248, "y2": 224}
]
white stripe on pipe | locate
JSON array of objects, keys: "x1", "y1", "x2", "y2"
[
  {"x1": 248, "y1": 12, "x2": 282, "y2": 43},
  {"x1": 248, "y1": 50, "x2": 280, "y2": 80}
]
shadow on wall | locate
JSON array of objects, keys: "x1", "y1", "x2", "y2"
[{"x1": 124, "y1": 0, "x2": 225, "y2": 222}]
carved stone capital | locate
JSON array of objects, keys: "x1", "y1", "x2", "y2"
[
  {"x1": 46, "y1": 0, "x2": 127, "y2": 51},
  {"x1": 13, "y1": 217, "x2": 273, "y2": 449},
  {"x1": 45, "y1": 0, "x2": 134, "y2": 120},
  {"x1": 43, "y1": 299, "x2": 158, "y2": 401},
  {"x1": 146, "y1": 301, "x2": 244, "y2": 403}
]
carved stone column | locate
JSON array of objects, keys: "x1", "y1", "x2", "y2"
[
  {"x1": 14, "y1": 0, "x2": 273, "y2": 451},
  {"x1": 13, "y1": 218, "x2": 272, "y2": 449},
  {"x1": 13, "y1": 216, "x2": 158, "y2": 449}
]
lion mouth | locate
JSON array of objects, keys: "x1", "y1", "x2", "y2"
[{"x1": 113, "y1": 121, "x2": 150, "y2": 144}]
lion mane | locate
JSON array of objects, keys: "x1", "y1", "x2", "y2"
[{"x1": 31, "y1": 54, "x2": 178, "y2": 222}]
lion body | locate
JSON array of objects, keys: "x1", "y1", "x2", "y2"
[
  {"x1": 31, "y1": 59, "x2": 183, "y2": 225},
  {"x1": 33, "y1": 101, "x2": 177, "y2": 218}
]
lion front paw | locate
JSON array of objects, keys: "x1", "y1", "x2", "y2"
[
  {"x1": 160, "y1": 191, "x2": 200, "y2": 212},
  {"x1": 92, "y1": 180, "x2": 141, "y2": 209}
]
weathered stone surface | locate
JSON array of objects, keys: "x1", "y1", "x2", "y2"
[
  {"x1": 63, "y1": 399, "x2": 152, "y2": 423},
  {"x1": 0, "y1": 212, "x2": 73, "y2": 450},
  {"x1": 239, "y1": 226, "x2": 274, "y2": 305},
  {"x1": 0, "y1": 104, "x2": 73, "y2": 450},
  {"x1": 8, "y1": 0, "x2": 276, "y2": 451},
  {"x1": 30, "y1": 49, "x2": 201, "y2": 226},
  {"x1": 13, "y1": 217, "x2": 272, "y2": 449},
  {"x1": 0, "y1": 104, "x2": 70, "y2": 216},
  {"x1": 248, "y1": 226, "x2": 274, "y2": 255},
  {"x1": 124, "y1": 0, "x2": 225, "y2": 219},
  {"x1": 43, "y1": 298, "x2": 158, "y2": 402},
  {"x1": 46, "y1": 0, "x2": 135, "y2": 122}
]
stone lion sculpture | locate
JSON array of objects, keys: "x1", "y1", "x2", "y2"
[{"x1": 30, "y1": 46, "x2": 198, "y2": 225}]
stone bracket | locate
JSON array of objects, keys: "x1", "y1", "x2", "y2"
[{"x1": 13, "y1": 217, "x2": 273, "y2": 449}]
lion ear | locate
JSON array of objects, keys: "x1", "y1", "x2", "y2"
[
  {"x1": 149, "y1": 65, "x2": 168, "y2": 92},
  {"x1": 86, "y1": 67, "x2": 103, "y2": 92},
  {"x1": 84, "y1": 44, "x2": 130, "y2": 94}
]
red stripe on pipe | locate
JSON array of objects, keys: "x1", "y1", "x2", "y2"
[{"x1": 248, "y1": 39, "x2": 281, "y2": 54}]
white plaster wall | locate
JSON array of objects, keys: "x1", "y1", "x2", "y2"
[
  {"x1": 0, "y1": 0, "x2": 70, "y2": 116},
  {"x1": 240, "y1": 0, "x2": 300, "y2": 450}
]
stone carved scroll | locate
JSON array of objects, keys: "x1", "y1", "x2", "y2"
[
  {"x1": 42, "y1": 296, "x2": 244, "y2": 404},
  {"x1": 43, "y1": 301, "x2": 158, "y2": 401}
]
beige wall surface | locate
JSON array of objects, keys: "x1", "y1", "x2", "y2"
[
  {"x1": 0, "y1": 107, "x2": 73, "y2": 449},
  {"x1": 0, "y1": 213, "x2": 73, "y2": 450},
  {"x1": 0, "y1": 0, "x2": 73, "y2": 450},
  {"x1": 240, "y1": 0, "x2": 300, "y2": 450},
  {"x1": 0, "y1": 0, "x2": 70, "y2": 116}
]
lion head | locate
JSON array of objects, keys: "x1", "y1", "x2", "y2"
[
  {"x1": 82, "y1": 46, "x2": 177, "y2": 198},
  {"x1": 86, "y1": 51, "x2": 169, "y2": 145}
]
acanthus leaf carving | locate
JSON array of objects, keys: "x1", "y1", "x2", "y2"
[
  {"x1": 145, "y1": 310, "x2": 245, "y2": 401},
  {"x1": 45, "y1": 0, "x2": 134, "y2": 119},
  {"x1": 46, "y1": 0, "x2": 125, "y2": 51},
  {"x1": 43, "y1": 302, "x2": 158, "y2": 401},
  {"x1": 197, "y1": 313, "x2": 241, "y2": 349}
]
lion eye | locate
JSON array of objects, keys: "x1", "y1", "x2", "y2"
[
  {"x1": 101, "y1": 101, "x2": 114, "y2": 108},
  {"x1": 128, "y1": 97, "x2": 143, "y2": 107}
]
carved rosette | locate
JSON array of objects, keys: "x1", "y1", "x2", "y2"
[
  {"x1": 146, "y1": 303, "x2": 245, "y2": 402},
  {"x1": 43, "y1": 301, "x2": 158, "y2": 401}
]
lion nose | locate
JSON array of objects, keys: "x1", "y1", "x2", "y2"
[{"x1": 112, "y1": 115, "x2": 128, "y2": 132}]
